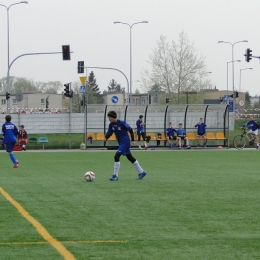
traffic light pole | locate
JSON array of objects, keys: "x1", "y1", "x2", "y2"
[
  {"x1": 6, "y1": 51, "x2": 70, "y2": 113},
  {"x1": 78, "y1": 66, "x2": 129, "y2": 105},
  {"x1": 69, "y1": 96, "x2": 72, "y2": 149}
]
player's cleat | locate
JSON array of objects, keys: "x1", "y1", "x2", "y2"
[
  {"x1": 16, "y1": 160, "x2": 19, "y2": 166},
  {"x1": 178, "y1": 146, "x2": 182, "y2": 149},
  {"x1": 13, "y1": 164, "x2": 19, "y2": 168},
  {"x1": 109, "y1": 175, "x2": 118, "y2": 181},
  {"x1": 186, "y1": 145, "x2": 191, "y2": 149},
  {"x1": 137, "y1": 171, "x2": 147, "y2": 180}
]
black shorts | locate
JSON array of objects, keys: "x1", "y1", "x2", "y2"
[
  {"x1": 178, "y1": 136, "x2": 186, "y2": 140},
  {"x1": 167, "y1": 135, "x2": 176, "y2": 140},
  {"x1": 137, "y1": 132, "x2": 145, "y2": 141},
  {"x1": 197, "y1": 133, "x2": 206, "y2": 138}
]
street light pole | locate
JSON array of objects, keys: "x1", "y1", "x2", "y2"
[
  {"x1": 239, "y1": 68, "x2": 253, "y2": 93},
  {"x1": 114, "y1": 21, "x2": 148, "y2": 105},
  {"x1": 218, "y1": 40, "x2": 248, "y2": 109},
  {"x1": 227, "y1": 60, "x2": 240, "y2": 99},
  {"x1": 0, "y1": 1, "x2": 29, "y2": 113}
]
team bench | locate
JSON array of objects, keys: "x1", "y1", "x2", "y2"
[{"x1": 86, "y1": 132, "x2": 227, "y2": 147}]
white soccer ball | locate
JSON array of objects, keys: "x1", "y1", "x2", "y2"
[{"x1": 84, "y1": 171, "x2": 95, "y2": 182}]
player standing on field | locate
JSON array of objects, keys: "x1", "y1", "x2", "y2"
[
  {"x1": 104, "y1": 111, "x2": 147, "y2": 181},
  {"x1": 2, "y1": 115, "x2": 19, "y2": 168},
  {"x1": 136, "y1": 115, "x2": 148, "y2": 149},
  {"x1": 194, "y1": 118, "x2": 207, "y2": 147}
]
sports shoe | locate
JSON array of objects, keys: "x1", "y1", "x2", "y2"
[
  {"x1": 173, "y1": 143, "x2": 177, "y2": 148},
  {"x1": 178, "y1": 146, "x2": 182, "y2": 149},
  {"x1": 186, "y1": 145, "x2": 191, "y2": 149},
  {"x1": 137, "y1": 171, "x2": 147, "y2": 180},
  {"x1": 16, "y1": 160, "x2": 19, "y2": 166},
  {"x1": 109, "y1": 175, "x2": 118, "y2": 181},
  {"x1": 169, "y1": 144, "x2": 172, "y2": 148},
  {"x1": 197, "y1": 145, "x2": 200, "y2": 148},
  {"x1": 204, "y1": 145, "x2": 207, "y2": 148},
  {"x1": 256, "y1": 146, "x2": 259, "y2": 149},
  {"x1": 145, "y1": 146, "x2": 148, "y2": 150},
  {"x1": 13, "y1": 164, "x2": 19, "y2": 168}
]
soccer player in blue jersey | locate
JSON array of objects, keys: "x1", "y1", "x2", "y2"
[
  {"x1": 136, "y1": 115, "x2": 148, "y2": 149},
  {"x1": 166, "y1": 122, "x2": 178, "y2": 148},
  {"x1": 176, "y1": 123, "x2": 191, "y2": 149},
  {"x1": 243, "y1": 116, "x2": 259, "y2": 149},
  {"x1": 104, "y1": 111, "x2": 147, "y2": 181},
  {"x1": 2, "y1": 115, "x2": 19, "y2": 168},
  {"x1": 194, "y1": 118, "x2": 207, "y2": 147}
]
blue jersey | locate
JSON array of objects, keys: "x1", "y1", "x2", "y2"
[
  {"x1": 194, "y1": 122, "x2": 207, "y2": 134},
  {"x1": 106, "y1": 119, "x2": 132, "y2": 144},
  {"x1": 166, "y1": 127, "x2": 176, "y2": 137},
  {"x1": 176, "y1": 128, "x2": 186, "y2": 136},
  {"x1": 136, "y1": 119, "x2": 144, "y2": 134},
  {"x1": 2, "y1": 122, "x2": 18, "y2": 143},
  {"x1": 243, "y1": 121, "x2": 258, "y2": 131}
]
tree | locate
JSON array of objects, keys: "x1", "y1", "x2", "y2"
[
  {"x1": 142, "y1": 31, "x2": 211, "y2": 104},
  {"x1": 0, "y1": 76, "x2": 38, "y2": 94},
  {"x1": 107, "y1": 79, "x2": 125, "y2": 93},
  {"x1": 87, "y1": 71, "x2": 102, "y2": 104},
  {"x1": 0, "y1": 77, "x2": 62, "y2": 94},
  {"x1": 245, "y1": 91, "x2": 252, "y2": 108},
  {"x1": 36, "y1": 81, "x2": 62, "y2": 94}
]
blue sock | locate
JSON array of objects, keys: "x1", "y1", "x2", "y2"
[{"x1": 10, "y1": 153, "x2": 17, "y2": 164}]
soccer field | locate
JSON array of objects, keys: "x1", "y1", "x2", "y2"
[{"x1": 1, "y1": 150, "x2": 260, "y2": 260}]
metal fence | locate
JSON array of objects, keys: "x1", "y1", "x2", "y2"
[{"x1": 0, "y1": 104, "x2": 231, "y2": 148}]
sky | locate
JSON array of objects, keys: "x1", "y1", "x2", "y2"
[{"x1": 0, "y1": 0, "x2": 260, "y2": 97}]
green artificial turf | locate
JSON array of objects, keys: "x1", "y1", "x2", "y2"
[{"x1": 1, "y1": 150, "x2": 260, "y2": 259}]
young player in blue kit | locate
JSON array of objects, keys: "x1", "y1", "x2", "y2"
[
  {"x1": 194, "y1": 118, "x2": 207, "y2": 147},
  {"x1": 176, "y1": 123, "x2": 191, "y2": 149},
  {"x1": 166, "y1": 122, "x2": 178, "y2": 148},
  {"x1": 2, "y1": 115, "x2": 19, "y2": 168},
  {"x1": 136, "y1": 115, "x2": 148, "y2": 149},
  {"x1": 104, "y1": 111, "x2": 147, "y2": 181}
]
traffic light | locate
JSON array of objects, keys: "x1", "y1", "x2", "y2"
[
  {"x1": 230, "y1": 94, "x2": 233, "y2": 98},
  {"x1": 236, "y1": 91, "x2": 239, "y2": 98},
  {"x1": 78, "y1": 61, "x2": 84, "y2": 73},
  {"x1": 64, "y1": 83, "x2": 70, "y2": 97},
  {"x1": 62, "y1": 45, "x2": 70, "y2": 60},
  {"x1": 245, "y1": 48, "x2": 252, "y2": 62},
  {"x1": 6, "y1": 92, "x2": 10, "y2": 100},
  {"x1": 148, "y1": 94, "x2": 151, "y2": 104},
  {"x1": 166, "y1": 98, "x2": 169, "y2": 103}
]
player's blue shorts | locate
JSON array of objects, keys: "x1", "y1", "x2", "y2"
[
  {"x1": 5, "y1": 142, "x2": 15, "y2": 152},
  {"x1": 117, "y1": 141, "x2": 131, "y2": 155}
]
